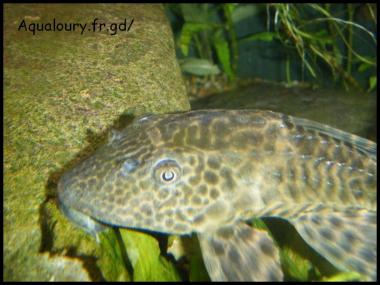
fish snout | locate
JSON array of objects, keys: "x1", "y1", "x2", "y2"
[{"x1": 57, "y1": 172, "x2": 107, "y2": 236}]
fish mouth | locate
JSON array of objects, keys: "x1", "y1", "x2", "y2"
[
  {"x1": 57, "y1": 175, "x2": 108, "y2": 236},
  {"x1": 58, "y1": 198, "x2": 108, "y2": 236}
]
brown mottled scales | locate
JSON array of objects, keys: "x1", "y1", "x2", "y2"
[{"x1": 58, "y1": 109, "x2": 377, "y2": 281}]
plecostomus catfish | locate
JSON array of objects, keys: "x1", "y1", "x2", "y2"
[{"x1": 58, "y1": 109, "x2": 376, "y2": 281}]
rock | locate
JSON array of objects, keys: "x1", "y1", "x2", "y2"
[{"x1": 4, "y1": 4, "x2": 189, "y2": 281}]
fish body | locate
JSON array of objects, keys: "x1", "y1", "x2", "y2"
[{"x1": 58, "y1": 109, "x2": 377, "y2": 281}]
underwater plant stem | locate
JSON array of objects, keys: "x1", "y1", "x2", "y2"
[
  {"x1": 222, "y1": 4, "x2": 238, "y2": 81},
  {"x1": 346, "y1": 4, "x2": 353, "y2": 76},
  {"x1": 285, "y1": 56, "x2": 291, "y2": 84},
  {"x1": 365, "y1": 4, "x2": 376, "y2": 24},
  {"x1": 201, "y1": 30, "x2": 213, "y2": 61},
  {"x1": 193, "y1": 34, "x2": 205, "y2": 59}
]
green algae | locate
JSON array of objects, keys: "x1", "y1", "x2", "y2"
[{"x1": 4, "y1": 4, "x2": 189, "y2": 281}]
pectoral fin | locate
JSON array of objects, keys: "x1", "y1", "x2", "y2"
[
  {"x1": 197, "y1": 222, "x2": 283, "y2": 281},
  {"x1": 288, "y1": 205, "x2": 376, "y2": 281}
]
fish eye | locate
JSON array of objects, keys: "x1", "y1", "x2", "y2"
[
  {"x1": 154, "y1": 159, "x2": 181, "y2": 184},
  {"x1": 162, "y1": 170, "x2": 175, "y2": 182}
]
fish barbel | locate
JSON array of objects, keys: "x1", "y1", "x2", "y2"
[{"x1": 58, "y1": 109, "x2": 376, "y2": 281}]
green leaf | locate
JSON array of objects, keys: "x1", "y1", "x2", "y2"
[
  {"x1": 358, "y1": 62, "x2": 371, "y2": 73},
  {"x1": 184, "y1": 236, "x2": 210, "y2": 281},
  {"x1": 368, "y1": 76, "x2": 376, "y2": 92},
  {"x1": 321, "y1": 271, "x2": 363, "y2": 281},
  {"x1": 178, "y1": 23, "x2": 213, "y2": 56},
  {"x1": 166, "y1": 235, "x2": 210, "y2": 281},
  {"x1": 280, "y1": 246, "x2": 320, "y2": 281},
  {"x1": 296, "y1": 29, "x2": 334, "y2": 46},
  {"x1": 119, "y1": 228, "x2": 181, "y2": 281},
  {"x1": 238, "y1": 32, "x2": 280, "y2": 43},
  {"x1": 213, "y1": 30, "x2": 234, "y2": 80},
  {"x1": 250, "y1": 217, "x2": 270, "y2": 231},
  {"x1": 98, "y1": 229, "x2": 131, "y2": 281},
  {"x1": 223, "y1": 3, "x2": 238, "y2": 16},
  {"x1": 179, "y1": 57, "x2": 220, "y2": 76}
]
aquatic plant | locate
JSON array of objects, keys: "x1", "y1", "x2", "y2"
[
  {"x1": 267, "y1": 3, "x2": 376, "y2": 91},
  {"x1": 165, "y1": 3, "x2": 377, "y2": 91},
  {"x1": 165, "y1": 4, "x2": 238, "y2": 82}
]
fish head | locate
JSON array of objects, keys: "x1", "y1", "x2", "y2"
[{"x1": 58, "y1": 111, "x2": 250, "y2": 235}]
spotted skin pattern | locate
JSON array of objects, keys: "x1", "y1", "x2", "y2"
[
  {"x1": 198, "y1": 223, "x2": 283, "y2": 281},
  {"x1": 58, "y1": 109, "x2": 377, "y2": 281}
]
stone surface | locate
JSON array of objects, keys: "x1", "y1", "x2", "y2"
[{"x1": 4, "y1": 4, "x2": 189, "y2": 281}]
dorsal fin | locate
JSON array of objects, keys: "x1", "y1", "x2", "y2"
[{"x1": 286, "y1": 115, "x2": 376, "y2": 159}]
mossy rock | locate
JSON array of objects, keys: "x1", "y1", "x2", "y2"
[{"x1": 4, "y1": 4, "x2": 189, "y2": 281}]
